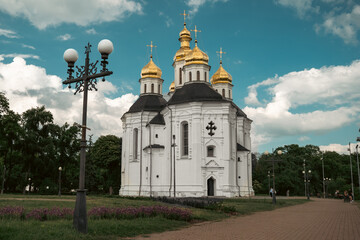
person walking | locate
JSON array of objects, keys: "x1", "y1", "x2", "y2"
[{"x1": 270, "y1": 188, "x2": 273, "y2": 197}]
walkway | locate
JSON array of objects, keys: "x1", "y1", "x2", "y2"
[{"x1": 135, "y1": 198, "x2": 360, "y2": 240}]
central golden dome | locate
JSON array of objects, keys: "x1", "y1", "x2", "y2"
[
  {"x1": 141, "y1": 56, "x2": 162, "y2": 79},
  {"x1": 185, "y1": 43, "x2": 209, "y2": 66},
  {"x1": 211, "y1": 62, "x2": 232, "y2": 84},
  {"x1": 174, "y1": 24, "x2": 192, "y2": 62}
]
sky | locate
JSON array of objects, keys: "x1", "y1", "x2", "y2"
[{"x1": 0, "y1": 0, "x2": 359, "y2": 154}]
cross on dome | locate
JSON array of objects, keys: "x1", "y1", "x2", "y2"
[
  {"x1": 147, "y1": 41, "x2": 157, "y2": 58},
  {"x1": 180, "y1": 10, "x2": 189, "y2": 25},
  {"x1": 216, "y1": 47, "x2": 226, "y2": 65},
  {"x1": 191, "y1": 25, "x2": 201, "y2": 45}
]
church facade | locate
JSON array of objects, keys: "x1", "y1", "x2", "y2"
[{"x1": 120, "y1": 21, "x2": 253, "y2": 198}]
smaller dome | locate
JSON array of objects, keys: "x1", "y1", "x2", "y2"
[
  {"x1": 141, "y1": 57, "x2": 162, "y2": 79},
  {"x1": 179, "y1": 25, "x2": 191, "y2": 38},
  {"x1": 173, "y1": 47, "x2": 192, "y2": 62},
  {"x1": 185, "y1": 45, "x2": 209, "y2": 66},
  {"x1": 211, "y1": 63, "x2": 232, "y2": 84},
  {"x1": 169, "y1": 81, "x2": 175, "y2": 92}
]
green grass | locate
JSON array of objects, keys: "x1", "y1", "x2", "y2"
[{"x1": 0, "y1": 194, "x2": 307, "y2": 239}]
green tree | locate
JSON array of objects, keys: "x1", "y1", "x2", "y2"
[{"x1": 87, "y1": 135, "x2": 121, "y2": 194}]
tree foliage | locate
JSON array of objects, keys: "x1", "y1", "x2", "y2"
[{"x1": 253, "y1": 144, "x2": 359, "y2": 198}]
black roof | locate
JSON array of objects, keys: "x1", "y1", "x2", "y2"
[
  {"x1": 148, "y1": 113, "x2": 165, "y2": 125},
  {"x1": 237, "y1": 143, "x2": 250, "y2": 152},
  {"x1": 126, "y1": 95, "x2": 167, "y2": 114},
  {"x1": 167, "y1": 82, "x2": 226, "y2": 105}
]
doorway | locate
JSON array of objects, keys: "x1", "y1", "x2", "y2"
[{"x1": 207, "y1": 177, "x2": 215, "y2": 196}]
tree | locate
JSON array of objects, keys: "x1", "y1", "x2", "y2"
[{"x1": 87, "y1": 135, "x2": 121, "y2": 194}]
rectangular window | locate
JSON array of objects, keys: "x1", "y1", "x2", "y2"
[
  {"x1": 133, "y1": 128, "x2": 138, "y2": 159},
  {"x1": 207, "y1": 146, "x2": 214, "y2": 157},
  {"x1": 183, "y1": 123, "x2": 188, "y2": 156}
]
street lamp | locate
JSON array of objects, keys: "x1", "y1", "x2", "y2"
[
  {"x1": 28, "y1": 177, "x2": 31, "y2": 194},
  {"x1": 321, "y1": 152, "x2": 325, "y2": 198},
  {"x1": 304, "y1": 170, "x2": 311, "y2": 200},
  {"x1": 302, "y1": 160, "x2": 306, "y2": 197},
  {"x1": 348, "y1": 142, "x2": 355, "y2": 201},
  {"x1": 324, "y1": 177, "x2": 331, "y2": 198},
  {"x1": 264, "y1": 150, "x2": 282, "y2": 204},
  {"x1": 63, "y1": 39, "x2": 114, "y2": 233},
  {"x1": 267, "y1": 171, "x2": 270, "y2": 193},
  {"x1": 58, "y1": 167, "x2": 62, "y2": 197}
]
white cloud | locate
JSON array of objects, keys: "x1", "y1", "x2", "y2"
[
  {"x1": 244, "y1": 60, "x2": 360, "y2": 148},
  {"x1": 319, "y1": 5, "x2": 360, "y2": 44},
  {"x1": 0, "y1": 54, "x2": 39, "y2": 61},
  {"x1": 57, "y1": 34, "x2": 71, "y2": 41},
  {"x1": 86, "y1": 28, "x2": 97, "y2": 35},
  {"x1": 298, "y1": 136, "x2": 310, "y2": 141},
  {"x1": 22, "y1": 44, "x2": 35, "y2": 50},
  {"x1": 186, "y1": 0, "x2": 228, "y2": 16},
  {"x1": 0, "y1": 57, "x2": 137, "y2": 138},
  {"x1": 274, "y1": 0, "x2": 317, "y2": 18},
  {"x1": 0, "y1": 0, "x2": 143, "y2": 30},
  {"x1": 320, "y1": 143, "x2": 358, "y2": 154},
  {"x1": 0, "y1": 28, "x2": 20, "y2": 38}
]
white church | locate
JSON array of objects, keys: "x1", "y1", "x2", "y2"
[{"x1": 120, "y1": 19, "x2": 253, "y2": 198}]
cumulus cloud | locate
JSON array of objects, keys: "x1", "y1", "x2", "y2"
[
  {"x1": 0, "y1": 57, "x2": 137, "y2": 138},
  {"x1": 0, "y1": 54, "x2": 39, "y2": 61},
  {"x1": 319, "y1": 5, "x2": 360, "y2": 44},
  {"x1": 0, "y1": 28, "x2": 20, "y2": 38},
  {"x1": 244, "y1": 60, "x2": 360, "y2": 148},
  {"x1": 57, "y1": 34, "x2": 72, "y2": 41},
  {"x1": 0, "y1": 0, "x2": 143, "y2": 30},
  {"x1": 274, "y1": 0, "x2": 317, "y2": 18},
  {"x1": 186, "y1": 0, "x2": 228, "y2": 16},
  {"x1": 320, "y1": 143, "x2": 358, "y2": 154}
]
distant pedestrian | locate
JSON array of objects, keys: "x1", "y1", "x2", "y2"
[
  {"x1": 286, "y1": 189, "x2": 290, "y2": 197},
  {"x1": 270, "y1": 188, "x2": 273, "y2": 197}
]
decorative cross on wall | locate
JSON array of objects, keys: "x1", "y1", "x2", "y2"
[{"x1": 206, "y1": 121, "x2": 217, "y2": 136}]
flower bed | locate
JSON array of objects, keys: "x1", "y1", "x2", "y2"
[{"x1": 0, "y1": 205, "x2": 192, "y2": 222}]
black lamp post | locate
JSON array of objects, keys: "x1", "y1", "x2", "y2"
[
  {"x1": 63, "y1": 39, "x2": 114, "y2": 233},
  {"x1": 267, "y1": 170, "x2": 270, "y2": 193},
  {"x1": 264, "y1": 150, "x2": 282, "y2": 204},
  {"x1": 303, "y1": 169, "x2": 311, "y2": 200},
  {"x1": 324, "y1": 177, "x2": 331, "y2": 198},
  {"x1": 58, "y1": 167, "x2": 62, "y2": 197}
]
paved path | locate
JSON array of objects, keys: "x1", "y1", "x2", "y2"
[{"x1": 135, "y1": 198, "x2": 360, "y2": 240}]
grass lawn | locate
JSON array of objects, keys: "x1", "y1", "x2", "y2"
[{"x1": 0, "y1": 194, "x2": 307, "y2": 239}]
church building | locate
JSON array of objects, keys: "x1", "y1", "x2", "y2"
[{"x1": 120, "y1": 18, "x2": 253, "y2": 197}]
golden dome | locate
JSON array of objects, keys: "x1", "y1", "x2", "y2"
[
  {"x1": 211, "y1": 62, "x2": 232, "y2": 84},
  {"x1": 174, "y1": 24, "x2": 192, "y2": 62},
  {"x1": 169, "y1": 81, "x2": 175, "y2": 92},
  {"x1": 179, "y1": 24, "x2": 191, "y2": 38},
  {"x1": 185, "y1": 43, "x2": 209, "y2": 66},
  {"x1": 141, "y1": 56, "x2": 162, "y2": 79}
]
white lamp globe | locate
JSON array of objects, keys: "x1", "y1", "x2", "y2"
[
  {"x1": 264, "y1": 151, "x2": 269, "y2": 155},
  {"x1": 59, "y1": 167, "x2": 62, "y2": 171},
  {"x1": 277, "y1": 150, "x2": 282, "y2": 155},
  {"x1": 64, "y1": 49, "x2": 78, "y2": 63},
  {"x1": 98, "y1": 39, "x2": 113, "y2": 55}
]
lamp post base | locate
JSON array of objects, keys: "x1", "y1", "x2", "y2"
[
  {"x1": 272, "y1": 193, "x2": 276, "y2": 204},
  {"x1": 73, "y1": 189, "x2": 87, "y2": 233}
]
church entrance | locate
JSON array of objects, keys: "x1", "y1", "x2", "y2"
[{"x1": 207, "y1": 177, "x2": 215, "y2": 196}]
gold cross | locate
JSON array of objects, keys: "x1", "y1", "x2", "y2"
[
  {"x1": 180, "y1": 10, "x2": 188, "y2": 24},
  {"x1": 191, "y1": 25, "x2": 201, "y2": 41},
  {"x1": 146, "y1": 41, "x2": 157, "y2": 58},
  {"x1": 216, "y1": 47, "x2": 226, "y2": 63}
]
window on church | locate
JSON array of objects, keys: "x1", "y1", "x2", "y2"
[
  {"x1": 189, "y1": 72, "x2": 192, "y2": 82},
  {"x1": 151, "y1": 84, "x2": 154, "y2": 93},
  {"x1": 197, "y1": 71, "x2": 200, "y2": 80},
  {"x1": 144, "y1": 84, "x2": 147, "y2": 93},
  {"x1": 222, "y1": 89, "x2": 225, "y2": 97},
  {"x1": 182, "y1": 122, "x2": 189, "y2": 156},
  {"x1": 205, "y1": 72, "x2": 207, "y2": 82},
  {"x1": 179, "y1": 68, "x2": 182, "y2": 84},
  {"x1": 158, "y1": 84, "x2": 160, "y2": 94},
  {"x1": 207, "y1": 146, "x2": 215, "y2": 157},
  {"x1": 229, "y1": 90, "x2": 231, "y2": 98},
  {"x1": 133, "y1": 128, "x2": 138, "y2": 160}
]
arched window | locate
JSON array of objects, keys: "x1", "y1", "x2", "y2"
[
  {"x1": 229, "y1": 90, "x2": 231, "y2": 99},
  {"x1": 133, "y1": 128, "x2": 138, "y2": 160},
  {"x1": 189, "y1": 72, "x2": 192, "y2": 82},
  {"x1": 158, "y1": 84, "x2": 160, "y2": 94},
  {"x1": 151, "y1": 83, "x2": 154, "y2": 93},
  {"x1": 144, "y1": 84, "x2": 147, "y2": 93},
  {"x1": 204, "y1": 72, "x2": 207, "y2": 82},
  {"x1": 215, "y1": 89, "x2": 218, "y2": 92},
  {"x1": 222, "y1": 89, "x2": 225, "y2": 97},
  {"x1": 182, "y1": 122, "x2": 189, "y2": 156},
  {"x1": 179, "y1": 68, "x2": 182, "y2": 84},
  {"x1": 197, "y1": 71, "x2": 200, "y2": 80},
  {"x1": 207, "y1": 146, "x2": 215, "y2": 157}
]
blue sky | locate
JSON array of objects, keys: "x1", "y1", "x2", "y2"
[{"x1": 0, "y1": 0, "x2": 359, "y2": 154}]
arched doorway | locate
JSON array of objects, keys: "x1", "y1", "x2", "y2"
[{"x1": 207, "y1": 177, "x2": 215, "y2": 196}]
